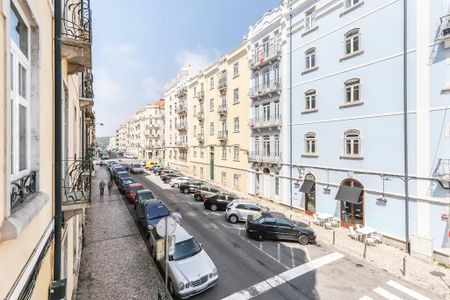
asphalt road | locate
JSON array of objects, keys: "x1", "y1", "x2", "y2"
[{"x1": 108, "y1": 160, "x2": 440, "y2": 300}]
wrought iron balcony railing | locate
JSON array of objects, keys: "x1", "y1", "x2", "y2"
[
  {"x1": 176, "y1": 122, "x2": 187, "y2": 130},
  {"x1": 62, "y1": 0, "x2": 92, "y2": 44},
  {"x1": 217, "y1": 130, "x2": 228, "y2": 141},
  {"x1": 63, "y1": 159, "x2": 92, "y2": 206},
  {"x1": 81, "y1": 68, "x2": 93, "y2": 99},
  {"x1": 248, "y1": 152, "x2": 282, "y2": 164},
  {"x1": 440, "y1": 14, "x2": 450, "y2": 39},
  {"x1": 217, "y1": 104, "x2": 228, "y2": 115},
  {"x1": 196, "y1": 110, "x2": 205, "y2": 121},
  {"x1": 433, "y1": 158, "x2": 450, "y2": 188},
  {"x1": 195, "y1": 90, "x2": 205, "y2": 99},
  {"x1": 249, "y1": 115, "x2": 282, "y2": 129},
  {"x1": 10, "y1": 171, "x2": 37, "y2": 211},
  {"x1": 176, "y1": 140, "x2": 188, "y2": 148},
  {"x1": 197, "y1": 133, "x2": 205, "y2": 143},
  {"x1": 249, "y1": 79, "x2": 282, "y2": 99},
  {"x1": 175, "y1": 86, "x2": 187, "y2": 98},
  {"x1": 177, "y1": 103, "x2": 187, "y2": 114},
  {"x1": 249, "y1": 43, "x2": 281, "y2": 69},
  {"x1": 218, "y1": 76, "x2": 227, "y2": 91}
]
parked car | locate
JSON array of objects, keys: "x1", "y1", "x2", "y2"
[
  {"x1": 123, "y1": 153, "x2": 137, "y2": 159},
  {"x1": 178, "y1": 180, "x2": 204, "y2": 194},
  {"x1": 225, "y1": 200, "x2": 268, "y2": 223},
  {"x1": 148, "y1": 224, "x2": 219, "y2": 298},
  {"x1": 193, "y1": 185, "x2": 223, "y2": 201},
  {"x1": 162, "y1": 173, "x2": 181, "y2": 184},
  {"x1": 203, "y1": 193, "x2": 238, "y2": 211},
  {"x1": 102, "y1": 154, "x2": 109, "y2": 160},
  {"x1": 134, "y1": 189, "x2": 158, "y2": 209},
  {"x1": 246, "y1": 212, "x2": 316, "y2": 245},
  {"x1": 125, "y1": 183, "x2": 145, "y2": 203},
  {"x1": 117, "y1": 177, "x2": 135, "y2": 194},
  {"x1": 112, "y1": 165, "x2": 126, "y2": 177},
  {"x1": 169, "y1": 177, "x2": 191, "y2": 188},
  {"x1": 130, "y1": 163, "x2": 144, "y2": 174},
  {"x1": 136, "y1": 200, "x2": 170, "y2": 234},
  {"x1": 145, "y1": 160, "x2": 158, "y2": 170},
  {"x1": 115, "y1": 171, "x2": 131, "y2": 184}
]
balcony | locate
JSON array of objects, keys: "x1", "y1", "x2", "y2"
[
  {"x1": 146, "y1": 123, "x2": 160, "y2": 129},
  {"x1": 176, "y1": 122, "x2": 187, "y2": 131},
  {"x1": 248, "y1": 152, "x2": 282, "y2": 165},
  {"x1": 176, "y1": 140, "x2": 188, "y2": 148},
  {"x1": 79, "y1": 69, "x2": 93, "y2": 109},
  {"x1": 217, "y1": 130, "x2": 228, "y2": 142},
  {"x1": 217, "y1": 104, "x2": 228, "y2": 116},
  {"x1": 62, "y1": 159, "x2": 92, "y2": 217},
  {"x1": 249, "y1": 44, "x2": 281, "y2": 70},
  {"x1": 62, "y1": 0, "x2": 92, "y2": 74},
  {"x1": 218, "y1": 76, "x2": 227, "y2": 92},
  {"x1": 10, "y1": 171, "x2": 38, "y2": 212},
  {"x1": 175, "y1": 86, "x2": 187, "y2": 98},
  {"x1": 433, "y1": 159, "x2": 450, "y2": 189},
  {"x1": 194, "y1": 90, "x2": 204, "y2": 100},
  {"x1": 196, "y1": 110, "x2": 205, "y2": 121},
  {"x1": 177, "y1": 103, "x2": 187, "y2": 115},
  {"x1": 249, "y1": 115, "x2": 282, "y2": 129},
  {"x1": 197, "y1": 133, "x2": 205, "y2": 143},
  {"x1": 249, "y1": 79, "x2": 282, "y2": 99}
]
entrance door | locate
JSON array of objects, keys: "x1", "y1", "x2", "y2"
[
  {"x1": 340, "y1": 179, "x2": 364, "y2": 227},
  {"x1": 304, "y1": 174, "x2": 316, "y2": 215},
  {"x1": 263, "y1": 168, "x2": 270, "y2": 198},
  {"x1": 255, "y1": 169, "x2": 260, "y2": 195},
  {"x1": 210, "y1": 146, "x2": 214, "y2": 180}
]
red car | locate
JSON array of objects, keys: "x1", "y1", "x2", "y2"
[{"x1": 125, "y1": 183, "x2": 145, "y2": 203}]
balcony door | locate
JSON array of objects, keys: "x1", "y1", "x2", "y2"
[
  {"x1": 209, "y1": 146, "x2": 215, "y2": 180},
  {"x1": 263, "y1": 136, "x2": 270, "y2": 157},
  {"x1": 263, "y1": 168, "x2": 270, "y2": 199}
]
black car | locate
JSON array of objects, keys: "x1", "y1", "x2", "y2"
[
  {"x1": 246, "y1": 212, "x2": 316, "y2": 245},
  {"x1": 178, "y1": 180, "x2": 204, "y2": 194},
  {"x1": 117, "y1": 177, "x2": 135, "y2": 194},
  {"x1": 193, "y1": 185, "x2": 223, "y2": 201},
  {"x1": 136, "y1": 200, "x2": 170, "y2": 234},
  {"x1": 162, "y1": 173, "x2": 180, "y2": 183},
  {"x1": 134, "y1": 189, "x2": 158, "y2": 209},
  {"x1": 203, "y1": 193, "x2": 238, "y2": 211},
  {"x1": 115, "y1": 171, "x2": 131, "y2": 184}
]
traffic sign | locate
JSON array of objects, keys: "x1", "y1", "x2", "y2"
[{"x1": 156, "y1": 216, "x2": 177, "y2": 237}]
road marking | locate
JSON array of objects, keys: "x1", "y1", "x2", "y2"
[
  {"x1": 221, "y1": 252, "x2": 344, "y2": 300},
  {"x1": 374, "y1": 287, "x2": 403, "y2": 300},
  {"x1": 302, "y1": 245, "x2": 311, "y2": 262},
  {"x1": 144, "y1": 175, "x2": 170, "y2": 190},
  {"x1": 277, "y1": 243, "x2": 281, "y2": 262},
  {"x1": 259, "y1": 242, "x2": 263, "y2": 250},
  {"x1": 290, "y1": 247, "x2": 295, "y2": 267},
  {"x1": 386, "y1": 280, "x2": 431, "y2": 300},
  {"x1": 359, "y1": 296, "x2": 373, "y2": 300}
]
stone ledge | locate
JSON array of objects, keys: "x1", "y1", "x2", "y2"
[{"x1": 1, "y1": 192, "x2": 49, "y2": 241}]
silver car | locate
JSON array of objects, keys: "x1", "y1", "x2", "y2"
[
  {"x1": 149, "y1": 224, "x2": 218, "y2": 299},
  {"x1": 225, "y1": 200, "x2": 268, "y2": 223}
]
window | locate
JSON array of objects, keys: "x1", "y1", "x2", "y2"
[
  {"x1": 193, "y1": 105, "x2": 197, "y2": 116},
  {"x1": 304, "y1": 132, "x2": 317, "y2": 154},
  {"x1": 209, "y1": 98, "x2": 214, "y2": 111},
  {"x1": 262, "y1": 69, "x2": 270, "y2": 87},
  {"x1": 273, "y1": 64, "x2": 280, "y2": 83},
  {"x1": 233, "y1": 62, "x2": 239, "y2": 77},
  {"x1": 221, "y1": 171, "x2": 227, "y2": 183},
  {"x1": 253, "y1": 72, "x2": 260, "y2": 90},
  {"x1": 233, "y1": 88, "x2": 239, "y2": 103},
  {"x1": 233, "y1": 174, "x2": 239, "y2": 189},
  {"x1": 305, "y1": 8, "x2": 315, "y2": 31},
  {"x1": 344, "y1": 129, "x2": 361, "y2": 156},
  {"x1": 194, "y1": 150, "x2": 197, "y2": 158},
  {"x1": 193, "y1": 125, "x2": 197, "y2": 136},
  {"x1": 344, "y1": 29, "x2": 360, "y2": 55},
  {"x1": 254, "y1": 136, "x2": 260, "y2": 155},
  {"x1": 209, "y1": 77, "x2": 214, "y2": 90},
  {"x1": 254, "y1": 105, "x2": 260, "y2": 121},
  {"x1": 263, "y1": 103, "x2": 270, "y2": 121},
  {"x1": 305, "y1": 48, "x2": 316, "y2": 69},
  {"x1": 233, "y1": 146, "x2": 240, "y2": 161},
  {"x1": 210, "y1": 122, "x2": 214, "y2": 136},
  {"x1": 193, "y1": 166, "x2": 197, "y2": 175},
  {"x1": 200, "y1": 148, "x2": 205, "y2": 158},
  {"x1": 274, "y1": 135, "x2": 280, "y2": 157},
  {"x1": 222, "y1": 146, "x2": 227, "y2": 159},
  {"x1": 200, "y1": 167, "x2": 204, "y2": 177},
  {"x1": 234, "y1": 117, "x2": 240, "y2": 132},
  {"x1": 305, "y1": 89, "x2": 316, "y2": 110},
  {"x1": 345, "y1": 0, "x2": 360, "y2": 8},
  {"x1": 344, "y1": 78, "x2": 360, "y2": 104},
  {"x1": 263, "y1": 136, "x2": 270, "y2": 156},
  {"x1": 275, "y1": 176, "x2": 280, "y2": 196},
  {"x1": 193, "y1": 87, "x2": 197, "y2": 96}
]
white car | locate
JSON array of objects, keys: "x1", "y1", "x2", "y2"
[
  {"x1": 149, "y1": 225, "x2": 218, "y2": 299},
  {"x1": 225, "y1": 200, "x2": 269, "y2": 223},
  {"x1": 169, "y1": 177, "x2": 191, "y2": 188}
]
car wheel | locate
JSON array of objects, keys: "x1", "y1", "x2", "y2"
[
  {"x1": 256, "y1": 232, "x2": 264, "y2": 241},
  {"x1": 183, "y1": 188, "x2": 189, "y2": 194},
  {"x1": 299, "y1": 235, "x2": 309, "y2": 245},
  {"x1": 174, "y1": 183, "x2": 179, "y2": 188},
  {"x1": 168, "y1": 279, "x2": 175, "y2": 297},
  {"x1": 210, "y1": 204, "x2": 218, "y2": 211},
  {"x1": 228, "y1": 215, "x2": 238, "y2": 224}
]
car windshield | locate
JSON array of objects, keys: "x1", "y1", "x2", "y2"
[
  {"x1": 139, "y1": 191, "x2": 156, "y2": 200},
  {"x1": 123, "y1": 179, "x2": 134, "y2": 185},
  {"x1": 131, "y1": 164, "x2": 140, "y2": 168},
  {"x1": 173, "y1": 238, "x2": 202, "y2": 261},
  {"x1": 118, "y1": 173, "x2": 130, "y2": 178},
  {"x1": 130, "y1": 187, "x2": 144, "y2": 193},
  {"x1": 146, "y1": 205, "x2": 169, "y2": 220}
]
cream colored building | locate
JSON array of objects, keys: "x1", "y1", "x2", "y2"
[
  {"x1": 0, "y1": 0, "x2": 94, "y2": 299},
  {"x1": 187, "y1": 43, "x2": 249, "y2": 192},
  {"x1": 117, "y1": 123, "x2": 128, "y2": 152}
]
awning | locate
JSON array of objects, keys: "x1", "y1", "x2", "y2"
[
  {"x1": 299, "y1": 180, "x2": 315, "y2": 193},
  {"x1": 335, "y1": 185, "x2": 363, "y2": 204}
]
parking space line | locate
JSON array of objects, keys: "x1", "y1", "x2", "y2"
[
  {"x1": 302, "y1": 245, "x2": 311, "y2": 262},
  {"x1": 374, "y1": 287, "x2": 403, "y2": 300},
  {"x1": 277, "y1": 244, "x2": 281, "y2": 262},
  {"x1": 386, "y1": 280, "x2": 431, "y2": 300},
  {"x1": 221, "y1": 252, "x2": 344, "y2": 300},
  {"x1": 359, "y1": 296, "x2": 373, "y2": 300},
  {"x1": 290, "y1": 247, "x2": 295, "y2": 267}
]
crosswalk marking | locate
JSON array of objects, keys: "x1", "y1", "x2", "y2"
[
  {"x1": 359, "y1": 296, "x2": 373, "y2": 300},
  {"x1": 387, "y1": 280, "x2": 431, "y2": 300},
  {"x1": 374, "y1": 287, "x2": 403, "y2": 300}
]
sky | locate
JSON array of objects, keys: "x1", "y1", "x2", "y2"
[{"x1": 92, "y1": 0, "x2": 279, "y2": 137}]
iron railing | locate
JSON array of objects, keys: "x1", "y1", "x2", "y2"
[
  {"x1": 195, "y1": 90, "x2": 204, "y2": 99},
  {"x1": 10, "y1": 171, "x2": 37, "y2": 211},
  {"x1": 177, "y1": 103, "x2": 187, "y2": 114},
  {"x1": 217, "y1": 130, "x2": 228, "y2": 141},
  {"x1": 175, "y1": 86, "x2": 187, "y2": 98},
  {"x1": 249, "y1": 43, "x2": 281, "y2": 69},
  {"x1": 249, "y1": 115, "x2": 282, "y2": 129},
  {"x1": 62, "y1": 0, "x2": 92, "y2": 43},
  {"x1": 63, "y1": 159, "x2": 92, "y2": 204},
  {"x1": 81, "y1": 68, "x2": 93, "y2": 98},
  {"x1": 440, "y1": 14, "x2": 450, "y2": 38},
  {"x1": 218, "y1": 76, "x2": 227, "y2": 91},
  {"x1": 217, "y1": 104, "x2": 228, "y2": 115},
  {"x1": 197, "y1": 133, "x2": 205, "y2": 142},
  {"x1": 196, "y1": 110, "x2": 205, "y2": 121},
  {"x1": 176, "y1": 140, "x2": 188, "y2": 148},
  {"x1": 176, "y1": 122, "x2": 187, "y2": 130},
  {"x1": 249, "y1": 79, "x2": 281, "y2": 98},
  {"x1": 248, "y1": 151, "x2": 282, "y2": 164}
]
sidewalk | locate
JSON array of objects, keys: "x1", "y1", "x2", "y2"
[{"x1": 75, "y1": 166, "x2": 168, "y2": 300}]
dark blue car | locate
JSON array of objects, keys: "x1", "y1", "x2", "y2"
[{"x1": 137, "y1": 200, "x2": 170, "y2": 235}]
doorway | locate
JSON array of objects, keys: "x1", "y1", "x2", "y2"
[
  {"x1": 210, "y1": 146, "x2": 214, "y2": 180},
  {"x1": 255, "y1": 168, "x2": 260, "y2": 195},
  {"x1": 339, "y1": 179, "x2": 364, "y2": 228},
  {"x1": 263, "y1": 168, "x2": 270, "y2": 198},
  {"x1": 304, "y1": 174, "x2": 316, "y2": 215}
]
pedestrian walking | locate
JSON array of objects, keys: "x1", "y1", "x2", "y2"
[
  {"x1": 99, "y1": 180, "x2": 105, "y2": 196},
  {"x1": 171, "y1": 210, "x2": 182, "y2": 223},
  {"x1": 107, "y1": 180, "x2": 113, "y2": 195}
]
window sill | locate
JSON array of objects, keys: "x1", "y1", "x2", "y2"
[
  {"x1": 1, "y1": 192, "x2": 49, "y2": 241},
  {"x1": 301, "y1": 109, "x2": 318, "y2": 114},
  {"x1": 233, "y1": 74, "x2": 240, "y2": 79},
  {"x1": 233, "y1": 130, "x2": 240, "y2": 133},
  {"x1": 339, "y1": 101, "x2": 364, "y2": 109},
  {"x1": 339, "y1": 50, "x2": 364, "y2": 62},
  {"x1": 234, "y1": 159, "x2": 240, "y2": 162},
  {"x1": 301, "y1": 66, "x2": 319, "y2": 75},
  {"x1": 301, "y1": 25, "x2": 319, "y2": 37},
  {"x1": 340, "y1": 1, "x2": 364, "y2": 17},
  {"x1": 302, "y1": 154, "x2": 319, "y2": 158},
  {"x1": 233, "y1": 101, "x2": 240, "y2": 105},
  {"x1": 339, "y1": 155, "x2": 364, "y2": 160}
]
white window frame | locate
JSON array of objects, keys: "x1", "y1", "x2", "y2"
[
  {"x1": 233, "y1": 146, "x2": 239, "y2": 161},
  {"x1": 233, "y1": 62, "x2": 239, "y2": 77},
  {"x1": 262, "y1": 68, "x2": 270, "y2": 88},
  {"x1": 345, "y1": 0, "x2": 360, "y2": 8},
  {"x1": 210, "y1": 122, "x2": 214, "y2": 136},
  {"x1": 209, "y1": 98, "x2": 214, "y2": 111},
  {"x1": 209, "y1": 77, "x2": 214, "y2": 90},
  {"x1": 344, "y1": 29, "x2": 360, "y2": 55},
  {"x1": 305, "y1": 89, "x2": 316, "y2": 111},
  {"x1": 305, "y1": 48, "x2": 316, "y2": 70},
  {"x1": 344, "y1": 78, "x2": 361, "y2": 103},
  {"x1": 263, "y1": 136, "x2": 270, "y2": 157},
  {"x1": 343, "y1": 129, "x2": 361, "y2": 157},
  {"x1": 222, "y1": 146, "x2": 227, "y2": 159},
  {"x1": 233, "y1": 174, "x2": 239, "y2": 189},
  {"x1": 234, "y1": 117, "x2": 240, "y2": 132},
  {"x1": 305, "y1": 8, "x2": 315, "y2": 31},
  {"x1": 233, "y1": 88, "x2": 239, "y2": 103},
  {"x1": 221, "y1": 171, "x2": 227, "y2": 183},
  {"x1": 304, "y1": 132, "x2": 317, "y2": 154}
]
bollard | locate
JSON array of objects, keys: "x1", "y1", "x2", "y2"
[
  {"x1": 363, "y1": 240, "x2": 367, "y2": 259},
  {"x1": 332, "y1": 230, "x2": 336, "y2": 245},
  {"x1": 402, "y1": 256, "x2": 406, "y2": 276}
]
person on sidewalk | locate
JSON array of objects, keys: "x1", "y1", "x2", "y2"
[
  {"x1": 107, "y1": 180, "x2": 113, "y2": 195},
  {"x1": 99, "y1": 180, "x2": 105, "y2": 196},
  {"x1": 171, "y1": 210, "x2": 182, "y2": 223}
]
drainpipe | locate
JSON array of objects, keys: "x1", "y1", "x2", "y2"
[
  {"x1": 289, "y1": 12, "x2": 293, "y2": 210},
  {"x1": 54, "y1": 0, "x2": 63, "y2": 280},
  {"x1": 402, "y1": 0, "x2": 410, "y2": 254}
]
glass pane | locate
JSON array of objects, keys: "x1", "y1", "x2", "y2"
[
  {"x1": 10, "y1": 99, "x2": 14, "y2": 174},
  {"x1": 354, "y1": 140, "x2": 359, "y2": 155},
  {"x1": 346, "y1": 140, "x2": 352, "y2": 155},
  {"x1": 353, "y1": 36, "x2": 359, "y2": 52},
  {"x1": 353, "y1": 85, "x2": 359, "y2": 101},
  {"x1": 19, "y1": 63, "x2": 26, "y2": 98},
  {"x1": 342, "y1": 201, "x2": 353, "y2": 222},
  {"x1": 19, "y1": 104, "x2": 27, "y2": 171},
  {"x1": 311, "y1": 54, "x2": 315, "y2": 67},
  {"x1": 346, "y1": 87, "x2": 351, "y2": 102},
  {"x1": 354, "y1": 202, "x2": 363, "y2": 224},
  {"x1": 345, "y1": 40, "x2": 351, "y2": 54},
  {"x1": 10, "y1": 6, "x2": 28, "y2": 57},
  {"x1": 10, "y1": 53, "x2": 14, "y2": 91}
]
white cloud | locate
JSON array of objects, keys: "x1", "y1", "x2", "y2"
[
  {"x1": 175, "y1": 45, "x2": 221, "y2": 74},
  {"x1": 94, "y1": 67, "x2": 125, "y2": 101},
  {"x1": 142, "y1": 77, "x2": 162, "y2": 100},
  {"x1": 102, "y1": 43, "x2": 143, "y2": 71}
]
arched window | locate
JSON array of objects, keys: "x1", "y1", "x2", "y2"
[
  {"x1": 305, "y1": 89, "x2": 316, "y2": 110},
  {"x1": 253, "y1": 72, "x2": 260, "y2": 90},
  {"x1": 304, "y1": 132, "x2": 317, "y2": 154},
  {"x1": 344, "y1": 78, "x2": 360, "y2": 103},
  {"x1": 305, "y1": 48, "x2": 316, "y2": 69},
  {"x1": 344, "y1": 129, "x2": 361, "y2": 156},
  {"x1": 344, "y1": 29, "x2": 360, "y2": 55},
  {"x1": 254, "y1": 136, "x2": 260, "y2": 155}
]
